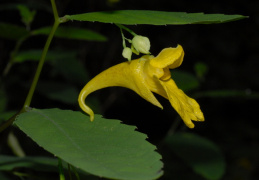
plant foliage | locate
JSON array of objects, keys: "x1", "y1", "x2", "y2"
[{"x1": 15, "y1": 108, "x2": 163, "y2": 180}]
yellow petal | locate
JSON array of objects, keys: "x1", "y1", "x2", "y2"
[
  {"x1": 158, "y1": 78, "x2": 204, "y2": 128},
  {"x1": 150, "y1": 45, "x2": 184, "y2": 69},
  {"x1": 78, "y1": 55, "x2": 163, "y2": 121}
]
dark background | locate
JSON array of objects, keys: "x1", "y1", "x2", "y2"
[{"x1": 0, "y1": 0, "x2": 258, "y2": 179}]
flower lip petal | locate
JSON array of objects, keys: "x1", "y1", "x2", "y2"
[
  {"x1": 157, "y1": 78, "x2": 204, "y2": 128},
  {"x1": 150, "y1": 45, "x2": 184, "y2": 69},
  {"x1": 160, "y1": 68, "x2": 171, "y2": 81}
]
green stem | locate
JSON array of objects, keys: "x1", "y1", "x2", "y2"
[
  {"x1": 0, "y1": 112, "x2": 19, "y2": 132},
  {"x1": 2, "y1": 35, "x2": 29, "y2": 77},
  {"x1": 22, "y1": 19, "x2": 59, "y2": 111},
  {"x1": 68, "y1": 164, "x2": 72, "y2": 180},
  {"x1": 0, "y1": 0, "x2": 61, "y2": 133},
  {"x1": 58, "y1": 158, "x2": 65, "y2": 180},
  {"x1": 119, "y1": 27, "x2": 126, "y2": 48},
  {"x1": 167, "y1": 117, "x2": 181, "y2": 136},
  {"x1": 13, "y1": 171, "x2": 31, "y2": 178},
  {"x1": 22, "y1": 0, "x2": 61, "y2": 111},
  {"x1": 115, "y1": 24, "x2": 137, "y2": 36},
  {"x1": 7, "y1": 131, "x2": 26, "y2": 157},
  {"x1": 51, "y1": 0, "x2": 59, "y2": 20},
  {"x1": 71, "y1": 166, "x2": 80, "y2": 180}
]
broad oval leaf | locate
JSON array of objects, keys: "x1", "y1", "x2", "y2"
[
  {"x1": 15, "y1": 108, "x2": 163, "y2": 180},
  {"x1": 65, "y1": 10, "x2": 247, "y2": 25},
  {"x1": 165, "y1": 132, "x2": 225, "y2": 180},
  {"x1": 32, "y1": 26, "x2": 107, "y2": 41}
]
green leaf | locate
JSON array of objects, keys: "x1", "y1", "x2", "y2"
[
  {"x1": 194, "y1": 90, "x2": 259, "y2": 99},
  {"x1": 0, "y1": 22, "x2": 28, "y2": 40},
  {"x1": 194, "y1": 62, "x2": 208, "y2": 79},
  {"x1": 50, "y1": 58, "x2": 89, "y2": 85},
  {"x1": 37, "y1": 82, "x2": 78, "y2": 104},
  {"x1": 0, "y1": 3, "x2": 19, "y2": 11},
  {"x1": 0, "y1": 172, "x2": 9, "y2": 180},
  {"x1": 17, "y1": 5, "x2": 36, "y2": 28},
  {"x1": 0, "y1": 111, "x2": 17, "y2": 124},
  {"x1": 13, "y1": 49, "x2": 77, "y2": 63},
  {"x1": 15, "y1": 108, "x2": 163, "y2": 180},
  {"x1": 13, "y1": 50, "x2": 89, "y2": 84},
  {"x1": 165, "y1": 132, "x2": 225, "y2": 180},
  {"x1": 0, "y1": 155, "x2": 58, "y2": 172},
  {"x1": 0, "y1": 87, "x2": 7, "y2": 113},
  {"x1": 65, "y1": 10, "x2": 247, "y2": 25},
  {"x1": 0, "y1": 155, "x2": 101, "y2": 179},
  {"x1": 0, "y1": 3, "x2": 52, "y2": 13},
  {"x1": 37, "y1": 81, "x2": 101, "y2": 112},
  {"x1": 33, "y1": 26, "x2": 107, "y2": 41},
  {"x1": 171, "y1": 70, "x2": 200, "y2": 91}
]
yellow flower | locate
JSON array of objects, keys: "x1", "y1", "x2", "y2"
[{"x1": 78, "y1": 45, "x2": 204, "y2": 128}]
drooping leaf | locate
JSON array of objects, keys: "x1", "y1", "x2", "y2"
[
  {"x1": 15, "y1": 108, "x2": 163, "y2": 180},
  {"x1": 37, "y1": 82, "x2": 78, "y2": 104},
  {"x1": 13, "y1": 50, "x2": 89, "y2": 84},
  {"x1": 16, "y1": 5, "x2": 36, "y2": 28},
  {"x1": 33, "y1": 26, "x2": 107, "y2": 41},
  {"x1": 50, "y1": 58, "x2": 89, "y2": 85},
  {"x1": 0, "y1": 111, "x2": 17, "y2": 124},
  {"x1": 0, "y1": 22, "x2": 29, "y2": 40},
  {"x1": 0, "y1": 155, "x2": 58, "y2": 172},
  {"x1": 0, "y1": 155, "x2": 101, "y2": 179},
  {"x1": 13, "y1": 49, "x2": 77, "y2": 63},
  {"x1": 65, "y1": 10, "x2": 247, "y2": 25},
  {"x1": 0, "y1": 172, "x2": 9, "y2": 180},
  {"x1": 165, "y1": 132, "x2": 225, "y2": 180},
  {"x1": 0, "y1": 3, "x2": 20, "y2": 11},
  {"x1": 0, "y1": 3, "x2": 51, "y2": 13},
  {"x1": 171, "y1": 70, "x2": 200, "y2": 91},
  {"x1": 37, "y1": 81, "x2": 101, "y2": 112},
  {"x1": 194, "y1": 62, "x2": 208, "y2": 79},
  {"x1": 194, "y1": 90, "x2": 259, "y2": 99},
  {"x1": 0, "y1": 88, "x2": 7, "y2": 113}
]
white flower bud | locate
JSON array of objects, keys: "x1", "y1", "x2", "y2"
[
  {"x1": 122, "y1": 47, "x2": 132, "y2": 61},
  {"x1": 132, "y1": 35, "x2": 151, "y2": 54}
]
